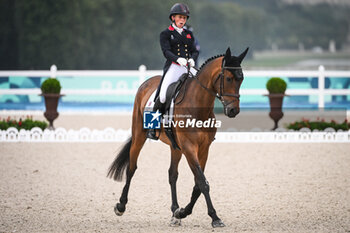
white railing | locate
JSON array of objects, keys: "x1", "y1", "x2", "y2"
[
  {"x1": 242, "y1": 66, "x2": 350, "y2": 108},
  {"x1": 0, "y1": 65, "x2": 349, "y2": 109}
]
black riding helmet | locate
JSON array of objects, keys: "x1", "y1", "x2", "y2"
[{"x1": 169, "y1": 3, "x2": 190, "y2": 20}]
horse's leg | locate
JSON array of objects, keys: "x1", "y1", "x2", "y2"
[
  {"x1": 168, "y1": 147, "x2": 182, "y2": 226},
  {"x1": 174, "y1": 146, "x2": 209, "y2": 220},
  {"x1": 115, "y1": 132, "x2": 146, "y2": 215},
  {"x1": 176, "y1": 144, "x2": 225, "y2": 228},
  {"x1": 114, "y1": 106, "x2": 147, "y2": 216}
]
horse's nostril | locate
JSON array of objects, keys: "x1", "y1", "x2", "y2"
[{"x1": 228, "y1": 108, "x2": 239, "y2": 117}]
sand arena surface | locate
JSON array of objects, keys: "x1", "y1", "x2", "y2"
[{"x1": 0, "y1": 142, "x2": 350, "y2": 232}]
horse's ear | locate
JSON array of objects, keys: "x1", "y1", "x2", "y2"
[
  {"x1": 224, "y1": 47, "x2": 231, "y2": 62},
  {"x1": 225, "y1": 47, "x2": 231, "y2": 59},
  {"x1": 238, "y1": 47, "x2": 249, "y2": 63}
]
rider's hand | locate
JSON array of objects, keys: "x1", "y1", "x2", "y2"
[
  {"x1": 188, "y1": 58, "x2": 195, "y2": 68},
  {"x1": 177, "y1": 57, "x2": 187, "y2": 67}
]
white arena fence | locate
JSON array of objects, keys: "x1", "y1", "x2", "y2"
[
  {"x1": 1, "y1": 127, "x2": 349, "y2": 143},
  {"x1": 0, "y1": 65, "x2": 350, "y2": 109},
  {"x1": 1, "y1": 65, "x2": 349, "y2": 143}
]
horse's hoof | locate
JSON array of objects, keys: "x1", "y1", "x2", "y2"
[
  {"x1": 114, "y1": 203, "x2": 124, "y2": 216},
  {"x1": 174, "y1": 208, "x2": 186, "y2": 219},
  {"x1": 169, "y1": 216, "x2": 181, "y2": 227},
  {"x1": 212, "y1": 219, "x2": 225, "y2": 228}
]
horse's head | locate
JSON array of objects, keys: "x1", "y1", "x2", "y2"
[{"x1": 213, "y1": 47, "x2": 249, "y2": 118}]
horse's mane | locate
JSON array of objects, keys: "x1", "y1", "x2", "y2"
[
  {"x1": 177, "y1": 54, "x2": 224, "y2": 104},
  {"x1": 196, "y1": 54, "x2": 224, "y2": 76}
]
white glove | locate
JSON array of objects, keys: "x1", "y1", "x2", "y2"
[
  {"x1": 188, "y1": 58, "x2": 195, "y2": 68},
  {"x1": 177, "y1": 57, "x2": 187, "y2": 67}
]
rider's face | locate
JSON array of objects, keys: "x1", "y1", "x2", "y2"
[{"x1": 172, "y1": 14, "x2": 187, "y2": 28}]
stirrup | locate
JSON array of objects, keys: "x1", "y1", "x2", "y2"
[{"x1": 146, "y1": 129, "x2": 159, "y2": 140}]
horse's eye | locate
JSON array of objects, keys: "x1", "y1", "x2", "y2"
[{"x1": 226, "y1": 77, "x2": 233, "y2": 83}]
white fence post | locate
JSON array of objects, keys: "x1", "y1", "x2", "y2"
[
  {"x1": 138, "y1": 65, "x2": 146, "y2": 85},
  {"x1": 50, "y1": 64, "x2": 57, "y2": 78},
  {"x1": 318, "y1": 65, "x2": 325, "y2": 109}
]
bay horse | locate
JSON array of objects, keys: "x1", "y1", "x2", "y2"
[{"x1": 108, "y1": 47, "x2": 249, "y2": 228}]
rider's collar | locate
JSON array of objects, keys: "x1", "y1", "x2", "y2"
[{"x1": 172, "y1": 23, "x2": 184, "y2": 34}]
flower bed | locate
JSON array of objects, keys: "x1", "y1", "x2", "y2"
[
  {"x1": 0, "y1": 116, "x2": 48, "y2": 131},
  {"x1": 286, "y1": 118, "x2": 350, "y2": 131}
]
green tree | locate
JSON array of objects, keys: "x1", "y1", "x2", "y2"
[{"x1": 0, "y1": 0, "x2": 349, "y2": 70}]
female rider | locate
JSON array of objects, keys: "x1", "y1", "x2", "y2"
[{"x1": 147, "y1": 3, "x2": 199, "y2": 140}]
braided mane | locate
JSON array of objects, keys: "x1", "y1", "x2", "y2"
[{"x1": 196, "y1": 54, "x2": 224, "y2": 76}]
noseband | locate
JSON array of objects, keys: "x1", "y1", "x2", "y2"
[{"x1": 193, "y1": 62, "x2": 242, "y2": 108}]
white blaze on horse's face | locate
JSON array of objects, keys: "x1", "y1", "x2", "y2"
[{"x1": 172, "y1": 14, "x2": 187, "y2": 28}]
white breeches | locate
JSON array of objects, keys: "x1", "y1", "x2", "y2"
[{"x1": 159, "y1": 63, "x2": 197, "y2": 103}]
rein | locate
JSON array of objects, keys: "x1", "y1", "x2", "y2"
[{"x1": 192, "y1": 61, "x2": 242, "y2": 108}]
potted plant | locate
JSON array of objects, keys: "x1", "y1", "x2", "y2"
[
  {"x1": 40, "y1": 78, "x2": 63, "y2": 130},
  {"x1": 265, "y1": 77, "x2": 287, "y2": 130}
]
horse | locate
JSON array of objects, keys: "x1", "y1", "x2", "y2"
[{"x1": 107, "y1": 47, "x2": 249, "y2": 228}]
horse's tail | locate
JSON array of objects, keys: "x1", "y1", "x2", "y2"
[{"x1": 107, "y1": 137, "x2": 132, "y2": 181}]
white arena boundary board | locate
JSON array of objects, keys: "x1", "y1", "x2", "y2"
[{"x1": 1, "y1": 127, "x2": 349, "y2": 143}]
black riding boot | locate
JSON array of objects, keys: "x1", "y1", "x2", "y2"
[{"x1": 146, "y1": 97, "x2": 165, "y2": 140}]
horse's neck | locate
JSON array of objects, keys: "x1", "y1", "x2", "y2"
[{"x1": 184, "y1": 58, "x2": 222, "y2": 114}]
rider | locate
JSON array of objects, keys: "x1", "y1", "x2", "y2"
[
  {"x1": 183, "y1": 24, "x2": 200, "y2": 65},
  {"x1": 147, "y1": 3, "x2": 199, "y2": 140}
]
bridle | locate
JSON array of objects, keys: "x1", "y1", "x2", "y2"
[{"x1": 192, "y1": 60, "x2": 242, "y2": 108}]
